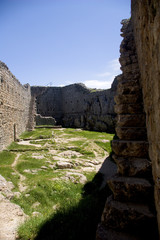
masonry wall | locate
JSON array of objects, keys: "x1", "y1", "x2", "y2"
[
  {"x1": 0, "y1": 61, "x2": 32, "y2": 151},
  {"x1": 31, "y1": 80, "x2": 117, "y2": 133},
  {"x1": 131, "y1": 0, "x2": 160, "y2": 235},
  {"x1": 96, "y1": 18, "x2": 158, "y2": 240}
]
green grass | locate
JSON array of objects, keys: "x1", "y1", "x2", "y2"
[
  {"x1": 29, "y1": 139, "x2": 55, "y2": 146},
  {"x1": 0, "y1": 127, "x2": 114, "y2": 240},
  {"x1": 20, "y1": 128, "x2": 53, "y2": 140},
  {"x1": 95, "y1": 141, "x2": 112, "y2": 154},
  {"x1": 0, "y1": 166, "x2": 19, "y2": 190},
  {"x1": 17, "y1": 173, "x2": 111, "y2": 240},
  {"x1": 59, "y1": 128, "x2": 114, "y2": 140},
  {"x1": 0, "y1": 151, "x2": 16, "y2": 165},
  {"x1": 8, "y1": 142, "x2": 38, "y2": 151}
]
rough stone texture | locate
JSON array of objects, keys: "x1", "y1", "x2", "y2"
[
  {"x1": 108, "y1": 176, "x2": 153, "y2": 202},
  {"x1": 116, "y1": 114, "x2": 146, "y2": 127},
  {"x1": 131, "y1": 0, "x2": 160, "y2": 235},
  {"x1": 31, "y1": 78, "x2": 117, "y2": 133},
  {"x1": 101, "y1": 196, "x2": 156, "y2": 236},
  {"x1": 0, "y1": 62, "x2": 32, "y2": 151},
  {"x1": 115, "y1": 127, "x2": 147, "y2": 140},
  {"x1": 112, "y1": 140, "x2": 149, "y2": 158},
  {"x1": 35, "y1": 114, "x2": 56, "y2": 126},
  {"x1": 96, "y1": 223, "x2": 141, "y2": 240},
  {"x1": 0, "y1": 194, "x2": 27, "y2": 240},
  {"x1": 112, "y1": 154, "x2": 152, "y2": 178},
  {"x1": 96, "y1": 19, "x2": 158, "y2": 239}
]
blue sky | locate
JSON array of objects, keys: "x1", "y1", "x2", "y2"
[{"x1": 0, "y1": 0, "x2": 130, "y2": 89}]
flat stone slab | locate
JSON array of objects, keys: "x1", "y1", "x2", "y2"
[{"x1": 56, "y1": 162, "x2": 74, "y2": 169}]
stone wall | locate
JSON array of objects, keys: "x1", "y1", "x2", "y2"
[
  {"x1": 96, "y1": 18, "x2": 158, "y2": 240},
  {"x1": 35, "y1": 114, "x2": 56, "y2": 126},
  {"x1": 31, "y1": 79, "x2": 117, "y2": 133},
  {"x1": 131, "y1": 0, "x2": 160, "y2": 235},
  {"x1": 0, "y1": 61, "x2": 32, "y2": 151}
]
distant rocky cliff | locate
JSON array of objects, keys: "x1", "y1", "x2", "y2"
[{"x1": 31, "y1": 79, "x2": 117, "y2": 133}]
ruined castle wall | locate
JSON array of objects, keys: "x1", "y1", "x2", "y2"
[
  {"x1": 31, "y1": 86, "x2": 63, "y2": 123},
  {"x1": 32, "y1": 80, "x2": 117, "y2": 132},
  {"x1": 0, "y1": 62, "x2": 31, "y2": 151},
  {"x1": 96, "y1": 18, "x2": 158, "y2": 239},
  {"x1": 131, "y1": 0, "x2": 160, "y2": 234}
]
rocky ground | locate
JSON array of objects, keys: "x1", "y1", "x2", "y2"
[
  {"x1": 0, "y1": 128, "x2": 117, "y2": 239},
  {"x1": 0, "y1": 175, "x2": 27, "y2": 240}
]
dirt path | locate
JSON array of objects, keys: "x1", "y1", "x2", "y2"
[{"x1": 12, "y1": 153, "x2": 27, "y2": 192}]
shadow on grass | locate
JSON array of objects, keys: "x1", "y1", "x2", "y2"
[{"x1": 35, "y1": 172, "x2": 112, "y2": 240}]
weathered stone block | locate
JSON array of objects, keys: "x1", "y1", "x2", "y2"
[
  {"x1": 102, "y1": 196, "x2": 156, "y2": 232},
  {"x1": 114, "y1": 104, "x2": 144, "y2": 114},
  {"x1": 96, "y1": 223, "x2": 141, "y2": 240},
  {"x1": 117, "y1": 80, "x2": 140, "y2": 95},
  {"x1": 116, "y1": 114, "x2": 146, "y2": 127},
  {"x1": 115, "y1": 127, "x2": 147, "y2": 140},
  {"x1": 114, "y1": 94, "x2": 142, "y2": 104},
  {"x1": 112, "y1": 154, "x2": 152, "y2": 177},
  {"x1": 112, "y1": 140, "x2": 149, "y2": 157},
  {"x1": 108, "y1": 176, "x2": 153, "y2": 202}
]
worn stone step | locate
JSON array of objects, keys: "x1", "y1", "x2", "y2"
[
  {"x1": 114, "y1": 94, "x2": 142, "y2": 105},
  {"x1": 112, "y1": 154, "x2": 152, "y2": 177},
  {"x1": 117, "y1": 80, "x2": 140, "y2": 94},
  {"x1": 116, "y1": 114, "x2": 146, "y2": 127},
  {"x1": 107, "y1": 175, "x2": 153, "y2": 202},
  {"x1": 115, "y1": 127, "x2": 147, "y2": 140},
  {"x1": 101, "y1": 195, "x2": 156, "y2": 233},
  {"x1": 115, "y1": 104, "x2": 144, "y2": 114},
  {"x1": 112, "y1": 140, "x2": 149, "y2": 158},
  {"x1": 96, "y1": 223, "x2": 142, "y2": 240}
]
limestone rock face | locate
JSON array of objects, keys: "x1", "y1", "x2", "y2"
[{"x1": 31, "y1": 78, "x2": 118, "y2": 133}]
